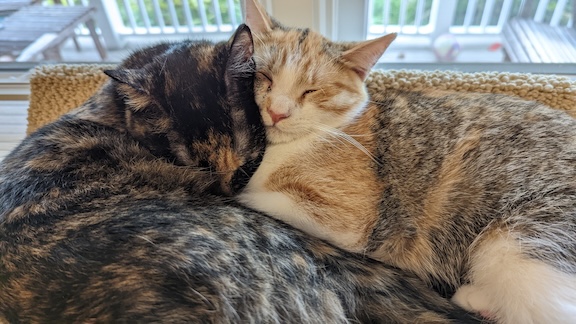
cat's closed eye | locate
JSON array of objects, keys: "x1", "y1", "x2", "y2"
[
  {"x1": 257, "y1": 72, "x2": 272, "y2": 91},
  {"x1": 302, "y1": 89, "x2": 318, "y2": 98}
]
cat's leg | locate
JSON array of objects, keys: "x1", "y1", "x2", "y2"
[{"x1": 452, "y1": 233, "x2": 576, "y2": 324}]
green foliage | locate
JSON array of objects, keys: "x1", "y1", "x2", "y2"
[
  {"x1": 452, "y1": 0, "x2": 524, "y2": 26},
  {"x1": 371, "y1": 0, "x2": 573, "y2": 27},
  {"x1": 46, "y1": 0, "x2": 574, "y2": 30},
  {"x1": 371, "y1": 0, "x2": 434, "y2": 25},
  {"x1": 115, "y1": 0, "x2": 243, "y2": 29}
]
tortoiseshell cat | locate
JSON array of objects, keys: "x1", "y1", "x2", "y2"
[
  {"x1": 0, "y1": 25, "x2": 480, "y2": 323},
  {"x1": 239, "y1": 1, "x2": 576, "y2": 323}
]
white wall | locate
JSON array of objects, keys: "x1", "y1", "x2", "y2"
[{"x1": 264, "y1": 0, "x2": 368, "y2": 41}]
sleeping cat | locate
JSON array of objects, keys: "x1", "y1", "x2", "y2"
[
  {"x1": 238, "y1": 1, "x2": 576, "y2": 323},
  {"x1": 0, "y1": 25, "x2": 479, "y2": 323}
]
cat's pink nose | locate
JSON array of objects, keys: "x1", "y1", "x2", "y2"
[{"x1": 268, "y1": 109, "x2": 290, "y2": 124}]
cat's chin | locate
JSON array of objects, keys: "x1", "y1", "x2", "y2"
[
  {"x1": 266, "y1": 126, "x2": 316, "y2": 145},
  {"x1": 266, "y1": 126, "x2": 298, "y2": 144}
]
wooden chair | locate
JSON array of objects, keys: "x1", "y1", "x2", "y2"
[
  {"x1": 0, "y1": 4, "x2": 107, "y2": 62},
  {"x1": 501, "y1": 0, "x2": 576, "y2": 63},
  {"x1": 0, "y1": 0, "x2": 36, "y2": 14}
]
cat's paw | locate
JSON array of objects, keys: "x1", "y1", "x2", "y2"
[{"x1": 452, "y1": 284, "x2": 495, "y2": 320}]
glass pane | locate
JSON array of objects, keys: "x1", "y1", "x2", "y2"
[
  {"x1": 368, "y1": 0, "x2": 576, "y2": 65},
  {"x1": 0, "y1": 0, "x2": 243, "y2": 64}
]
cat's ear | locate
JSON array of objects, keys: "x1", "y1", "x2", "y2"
[
  {"x1": 104, "y1": 69, "x2": 150, "y2": 95},
  {"x1": 244, "y1": 0, "x2": 273, "y2": 33},
  {"x1": 227, "y1": 24, "x2": 255, "y2": 76},
  {"x1": 341, "y1": 33, "x2": 397, "y2": 81}
]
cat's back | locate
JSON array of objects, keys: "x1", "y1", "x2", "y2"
[
  {"x1": 369, "y1": 88, "x2": 576, "y2": 237},
  {"x1": 371, "y1": 88, "x2": 575, "y2": 132},
  {"x1": 0, "y1": 173, "x2": 478, "y2": 324},
  {"x1": 0, "y1": 115, "x2": 208, "y2": 225},
  {"x1": 0, "y1": 194, "x2": 335, "y2": 323},
  {"x1": 369, "y1": 88, "x2": 576, "y2": 180},
  {"x1": 360, "y1": 88, "x2": 576, "y2": 286}
]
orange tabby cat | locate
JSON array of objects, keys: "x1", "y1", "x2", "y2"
[{"x1": 238, "y1": 1, "x2": 576, "y2": 323}]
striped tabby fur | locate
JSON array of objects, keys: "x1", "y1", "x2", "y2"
[{"x1": 239, "y1": 1, "x2": 576, "y2": 322}]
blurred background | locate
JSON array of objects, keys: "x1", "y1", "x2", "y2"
[{"x1": 0, "y1": 0, "x2": 573, "y2": 65}]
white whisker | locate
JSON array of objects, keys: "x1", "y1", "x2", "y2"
[
  {"x1": 313, "y1": 123, "x2": 382, "y2": 166},
  {"x1": 137, "y1": 235, "x2": 156, "y2": 245},
  {"x1": 237, "y1": 166, "x2": 250, "y2": 178}
]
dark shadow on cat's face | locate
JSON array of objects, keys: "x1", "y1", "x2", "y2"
[{"x1": 105, "y1": 25, "x2": 265, "y2": 196}]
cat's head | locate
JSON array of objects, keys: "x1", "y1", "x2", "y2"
[
  {"x1": 104, "y1": 24, "x2": 265, "y2": 196},
  {"x1": 244, "y1": 0, "x2": 396, "y2": 144}
]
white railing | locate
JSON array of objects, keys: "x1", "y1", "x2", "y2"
[
  {"x1": 368, "y1": 0, "x2": 436, "y2": 35},
  {"x1": 368, "y1": 0, "x2": 574, "y2": 37},
  {"x1": 39, "y1": 0, "x2": 243, "y2": 49},
  {"x1": 43, "y1": 0, "x2": 573, "y2": 47},
  {"x1": 111, "y1": 0, "x2": 241, "y2": 35}
]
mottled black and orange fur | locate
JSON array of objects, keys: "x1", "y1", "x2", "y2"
[{"x1": 0, "y1": 26, "x2": 480, "y2": 323}]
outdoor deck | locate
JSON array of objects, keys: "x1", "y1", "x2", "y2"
[{"x1": 2, "y1": 0, "x2": 572, "y2": 65}]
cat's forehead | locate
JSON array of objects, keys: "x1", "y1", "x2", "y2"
[
  {"x1": 161, "y1": 42, "x2": 217, "y2": 73},
  {"x1": 186, "y1": 43, "x2": 219, "y2": 69},
  {"x1": 257, "y1": 28, "x2": 330, "y2": 56},
  {"x1": 152, "y1": 42, "x2": 222, "y2": 94},
  {"x1": 255, "y1": 29, "x2": 339, "y2": 83}
]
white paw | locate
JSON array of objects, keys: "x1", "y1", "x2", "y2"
[{"x1": 452, "y1": 284, "x2": 495, "y2": 319}]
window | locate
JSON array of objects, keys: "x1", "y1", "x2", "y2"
[{"x1": 0, "y1": 0, "x2": 574, "y2": 69}]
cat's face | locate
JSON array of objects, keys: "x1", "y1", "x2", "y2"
[
  {"x1": 245, "y1": 0, "x2": 396, "y2": 144},
  {"x1": 104, "y1": 25, "x2": 265, "y2": 195},
  {"x1": 252, "y1": 30, "x2": 369, "y2": 144}
]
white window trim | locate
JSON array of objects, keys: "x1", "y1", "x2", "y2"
[{"x1": 265, "y1": 0, "x2": 368, "y2": 41}]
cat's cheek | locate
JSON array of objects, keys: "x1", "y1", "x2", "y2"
[
  {"x1": 259, "y1": 106, "x2": 276, "y2": 128},
  {"x1": 254, "y1": 92, "x2": 272, "y2": 126},
  {"x1": 333, "y1": 91, "x2": 367, "y2": 116},
  {"x1": 254, "y1": 81, "x2": 271, "y2": 104},
  {"x1": 261, "y1": 114, "x2": 274, "y2": 128}
]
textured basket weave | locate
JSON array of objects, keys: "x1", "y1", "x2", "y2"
[{"x1": 27, "y1": 64, "x2": 576, "y2": 134}]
